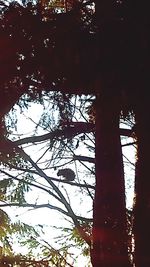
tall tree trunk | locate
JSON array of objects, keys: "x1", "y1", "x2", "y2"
[
  {"x1": 91, "y1": 94, "x2": 130, "y2": 267},
  {"x1": 133, "y1": 106, "x2": 150, "y2": 267}
]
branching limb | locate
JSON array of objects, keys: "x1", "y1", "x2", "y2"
[
  {"x1": 0, "y1": 169, "x2": 61, "y2": 202},
  {"x1": 14, "y1": 122, "x2": 94, "y2": 146},
  {"x1": 1, "y1": 138, "x2": 92, "y2": 245},
  {"x1": 0, "y1": 202, "x2": 92, "y2": 223},
  {"x1": 0, "y1": 164, "x2": 94, "y2": 189}
]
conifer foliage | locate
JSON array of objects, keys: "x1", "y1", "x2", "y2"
[{"x1": 0, "y1": 1, "x2": 150, "y2": 266}]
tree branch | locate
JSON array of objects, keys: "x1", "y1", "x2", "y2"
[
  {"x1": 14, "y1": 122, "x2": 94, "y2": 146},
  {"x1": 1, "y1": 164, "x2": 95, "y2": 190},
  {"x1": 1, "y1": 138, "x2": 91, "y2": 245},
  {"x1": 122, "y1": 141, "x2": 137, "y2": 147},
  {"x1": 0, "y1": 169, "x2": 61, "y2": 202},
  {"x1": 0, "y1": 202, "x2": 92, "y2": 223},
  {"x1": 120, "y1": 128, "x2": 133, "y2": 137},
  {"x1": 73, "y1": 154, "x2": 95, "y2": 163},
  {"x1": 3, "y1": 125, "x2": 133, "y2": 149}
]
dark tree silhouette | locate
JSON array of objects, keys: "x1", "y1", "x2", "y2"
[
  {"x1": 133, "y1": 102, "x2": 150, "y2": 267},
  {"x1": 91, "y1": 94, "x2": 130, "y2": 267},
  {"x1": 125, "y1": 1, "x2": 150, "y2": 266},
  {"x1": 1, "y1": 0, "x2": 150, "y2": 266}
]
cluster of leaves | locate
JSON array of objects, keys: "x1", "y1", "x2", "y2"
[
  {"x1": 0, "y1": 210, "x2": 11, "y2": 245},
  {"x1": 0, "y1": 1, "x2": 140, "y2": 265},
  {"x1": 0, "y1": 0, "x2": 94, "y2": 98},
  {"x1": 0, "y1": 93, "x2": 95, "y2": 265},
  {"x1": 0, "y1": 217, "x2": 92, "y2": 266},
  {"x1": 1, "y1": 0, "x2": 148, "y2": 137},
  {"x1": 0, "y1": 214, "x2": 59, "y2": 265},
  {"x1": 0, "y1": 208, "x2": 39, "y2": 257}
]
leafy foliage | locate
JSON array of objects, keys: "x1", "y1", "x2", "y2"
[
  {"x1": 0, "y1": 1, "x2": 141, "y2": 266},
  {"x1": 0, "y1": 92, "x2": 95, "y2": 265}
]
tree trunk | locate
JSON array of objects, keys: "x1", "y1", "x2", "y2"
[
  {"x1": 133, "y1": 106, "x2": 150, "y2": 267},
  {"x1": 91, "y1": 94, "x2": 130, "y2": 267}
]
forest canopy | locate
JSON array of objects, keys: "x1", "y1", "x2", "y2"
[{"x1": 0, "y1": 1, "x2": 150, "y2": 267}]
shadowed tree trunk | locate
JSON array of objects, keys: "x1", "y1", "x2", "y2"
[
  {"x1": 91, "y1": 94, "x2": 131, "y2": 267},
  {"x1": 133, "y1": 105, "x2": 150, "y2": 267}
]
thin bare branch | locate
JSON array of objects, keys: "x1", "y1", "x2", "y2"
[
  {"x1": 2, "y1": 138, "x2": 91, "y2": 245},
  {"x1": 122, "y1": 141, "x2": 137, "y2": 147},
  {"x1": 0, "y1": 202, "x2": 92, "y2": 223}
]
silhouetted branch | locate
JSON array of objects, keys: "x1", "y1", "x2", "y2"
[
  {"x1": 0, "y1": 138, "x2": 92, "y2": 245},
  {"x1": 0, "y1": 202, "x2": 92, "y2": 223},
  {"x1": 122, "y1": 141, "x2": 137, "y2": 147},
  {"x1": 73, "y1": 154, "x2": 95, "y2": 163},
  {"x1": 11, "y1": 125, "x2": 133, "y2": 147},
  {"x1": 1, "y1": 164, "x2": 94, "y2": 189},
  {"x1": 14, "y1": 122, "x2": 94, "y2": 146}
]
